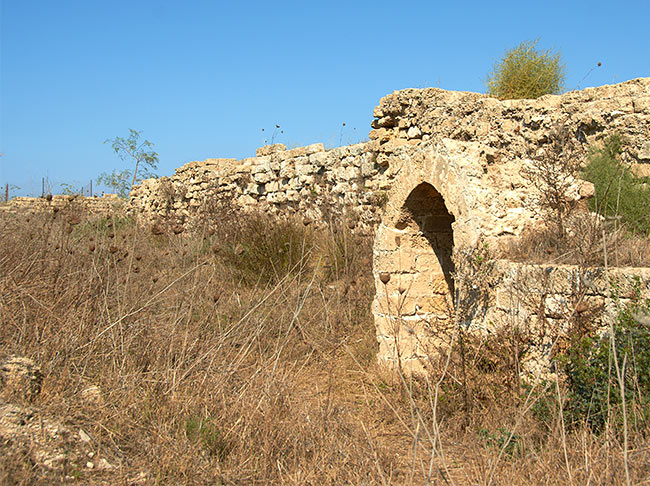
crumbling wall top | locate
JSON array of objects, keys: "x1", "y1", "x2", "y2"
[{"x1": 370, "y1": 77, "x2": 650, "y2": 176}]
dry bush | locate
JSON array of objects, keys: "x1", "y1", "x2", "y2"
[
  {"x1": 505, "y1": 212, "x2": 650, "y2": 267},
  {"x1": 521, "y1": 124, "x2": 582, "y2": 241},
  {"x1": 510, "y1": 128, "x2": 650, "y2": 267}
]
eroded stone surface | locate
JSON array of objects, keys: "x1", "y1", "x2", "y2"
[
  {"x1": 374, "y1": 261, "x2": 650, "y2": 375},
  {"x1": 366, "y1": 79, "x2": 650, "y2": 373},
  {"x1": 0, "y1": 356, "x2": 42, "y2": 403},
  {"x1": 127, "y1": 80, "x2": 650, "y2": 244}
]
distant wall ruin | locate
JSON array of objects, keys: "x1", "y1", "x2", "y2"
[
  {"x1": 127, "y1": 141, "x2": 388, "y2": 231},
  {"x1": 0, "y1": 194, "x2": 123, "y2": 216}
]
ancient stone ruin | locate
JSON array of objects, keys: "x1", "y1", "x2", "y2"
[
  {"x1": 128, "y1": 78, "x2": 650, "y2": 245},
  {"x1": 369, "y1": 78, "x2": 650, "y2": 373},
  {"x1": 125, "y1": 78, "x2": 650, "y2": 375},
  {"x1": 6, "y1": 79, "x2": 649, "y2": 376}
]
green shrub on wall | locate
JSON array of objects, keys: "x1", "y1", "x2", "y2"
[
  {"x1": 486, "y1": 40, "x2": 566, "y2": 100},
  {"x1": 582, "y1": 135, "x2": 650, "y2": 236}
]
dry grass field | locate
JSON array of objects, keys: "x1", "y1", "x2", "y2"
[{"x1": 1, "y1": 204, "x2": 648, "y2": 485}]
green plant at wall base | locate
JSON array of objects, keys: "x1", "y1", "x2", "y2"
[
  {"x1": 582, "y1": 134, "x2": 650, "y2": 236},
  {"x1": 486, "y1": 40, "x2": 566, "y2": 100},
  {"x1": 477, "y1": 427, "x2": 522, "y2": 458},
  {"x1": 556, "y1": 280, "x2": 650, "y2": 433},
  {"x1": 77, "y1": 215, "x2": 135, "y2": 236}
]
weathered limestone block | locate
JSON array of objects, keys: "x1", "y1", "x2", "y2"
[
  {"x1": 256, "y1": 144, "x2": 286, "y2": 156},
  {"x1": 252, "y1": 171, "x2": 272, "y2": 184},
  {"x1": 295, "y1": 161, "x2": 316, "y2": 176},
  {"x1": 283, "y1": 143, "x2": 324, "y2": 158},
  {"x1": 407, "y1": 126, "x2": 422, "y2": 139},
  {"x1": 638, "y1": 141, "x2": 650, "y2": 161},
  {"x1": 347, "y1": 143, "x2": 367, "y2": 156},
  {"x1": 286, "y1": 190, "x2": 300, "y2": 202},
  {"x1": 237, "y1": 194, "x2": 256, "y2": 206},
  {"x1": 337, "y1": 166, "x2": 360, "y2": 181},
  {"x1": 331, "y1": 182, "x2": 349, "y2": 194},
  {"x1": 267, "y1": 192, "x2": 287, "y2": 204},
  {"x1": 309, "y1": 151, "x2": 330, "y2": 167},
  {"x1": 0, "y1": 356, "x2": 42, "y2": 403}
]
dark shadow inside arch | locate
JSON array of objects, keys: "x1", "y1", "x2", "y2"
[{"x1": 395, "y1": 182, "x2": 455, "y2": 297}]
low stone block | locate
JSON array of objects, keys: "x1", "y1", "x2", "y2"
[{"x1": 256, "y1": 144, "x2": 287, "y2": 157}]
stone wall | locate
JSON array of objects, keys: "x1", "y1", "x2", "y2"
[
  {"x1": 128, "y1": 78, "x2": 650, "y2": 243},
  {"x1": 374, "y1": 259, "x2": 650, "y2": 376},
  {"x1": 370, "y1": 77, "x2": 650, "y2": 176},
  {"x1": 2, "y1": 80, "x2": 649, "y2": 377},
  {"x1": 0, "y1": 194, "x2": 124, "y2": 216},
  {"x1": 127, "y1": 142, "x2": 393, "y2": 231}
]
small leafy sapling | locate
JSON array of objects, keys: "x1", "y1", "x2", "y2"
[
  {"x1": 99, "y1": 129, "x2": 159, "y2": 198},
  {"x1": 96, "y1": 169, "x2": 133, "y2": 199},
  {"x1": 60, "y1": 182, "x2": 83, "y2": 196}
]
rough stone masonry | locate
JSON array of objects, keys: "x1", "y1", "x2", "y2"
[{"x1": 127, "y1": 78, "x2": 650, "y2": 375}]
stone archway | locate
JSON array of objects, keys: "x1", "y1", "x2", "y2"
[
  {"x1": 396, "y1": 182, "x2": 455, "y2": 297},
  {"x1": 373, "y1": 181, "x2": 457, "y2": 371}
]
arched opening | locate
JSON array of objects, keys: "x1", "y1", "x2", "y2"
[
  {"x1": 372, "y1": 181, "x2": 457, "y2": 370},
  {"x1": 396, "y1": 182, "x2": 455, "y2": 300}
]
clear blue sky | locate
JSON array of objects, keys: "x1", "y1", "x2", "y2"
[{"x1": 1, "y1": 0, "x2": 649, "y2": 196}]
